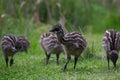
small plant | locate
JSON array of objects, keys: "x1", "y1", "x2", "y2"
[{"x1": 83, "y1": 41, "x2": 95, "y2": 59}]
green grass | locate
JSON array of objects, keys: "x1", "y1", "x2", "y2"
[{"x1": 0, "y1": 25, "x2": 120, "y2": 80}]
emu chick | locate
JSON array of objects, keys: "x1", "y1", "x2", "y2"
[
  {"x1": 1, "y1": 34, "x2": 30, "y2": 67},
  {"x1": 102, "y1": 29, "x2": 120, "y2": 69},
  {"x1": 50, "y1": 23, "x2": 87, "y2": 70},
  {"x1": 16, "y1": 36, "x2": 30, "y2": 53},
  {"x1": 40, "y1": 33, "x2": 63, "y2": 65}
]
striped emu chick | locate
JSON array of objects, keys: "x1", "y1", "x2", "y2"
[
  {"x1": 1, "y1": 34, "x2": 18, "y2": 66},
  {"x1": 50, "y1": 24, "x2": 87, "y2": 70},
  {"x1": 16, "y1": 36, "x2": 30, "y2": 53},
  {"x1": 40, "y1": 33, "x2": 63, "y2": 65},
  {"x1": 1, "y1": 34, "x2": 30, "y2": 67},
  {"x1": 102, "y1": 29, "x2": 120, "y2": 69}
]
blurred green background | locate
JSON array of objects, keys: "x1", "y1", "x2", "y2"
[{"x1": 0, "y1": 0, "x2": 120, "y2": 36}]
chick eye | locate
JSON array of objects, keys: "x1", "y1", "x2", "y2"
[{"x1": 56, "y1": 28, "x2": 60, "y2": 31}]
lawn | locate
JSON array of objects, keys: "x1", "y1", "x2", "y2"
[{"x1": 0, "y1": 25, "x2": 120, "y2": 80}]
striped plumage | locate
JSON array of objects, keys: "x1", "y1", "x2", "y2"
[
  {"x1": 16, "y1": 36, "x2": 30, "y2": 53},
  {"x1": 1, "y1": 34, "x2": 30, "y2": 66},
  {"x1": 1, "y1": 34, "x2": 17, "y2": 66},
  {"x1": 1, "y1": 34, "x2": 17, "y2": 55},
  {"x1": 102, "y1": 29, "x2": 120, "y2": 69},
  {"x1": 50, "y1": 23, "x2": 87, "y2": 70},
  {"x1": 40, "y1": 33, "x2": 63, "y2": 65}
]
